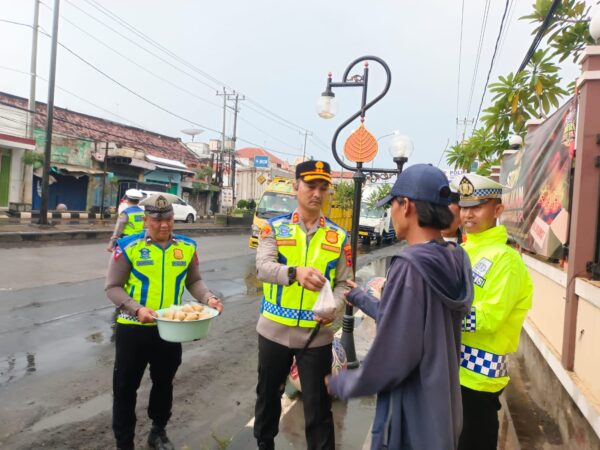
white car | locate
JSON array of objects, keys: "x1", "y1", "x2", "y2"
[{"x1": 118, "y1": 190, "x2": 197, "y2": 223}]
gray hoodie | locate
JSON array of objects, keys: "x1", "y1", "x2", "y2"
[{"x1": 328, "y1": 240, "x2": 473, "y2": 449}]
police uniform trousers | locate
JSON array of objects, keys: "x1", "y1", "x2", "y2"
[
  {"x1": 458, "y1": 385, "x2": 503, "y2": 450},
  {"x1": 254, "y1": 334, "x2": 334, "y2": 450},
  {"x1": 113, "y1": 323, "x2": 182, "y2": 448}
]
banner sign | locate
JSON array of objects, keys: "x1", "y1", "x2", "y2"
[
  {"x1": 500, "y1": 98, "x2": 576, "y2": 260},
  {"x1": 254, "y1": 156, "x2": 269, "y2": 168}
]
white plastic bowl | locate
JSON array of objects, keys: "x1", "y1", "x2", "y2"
[{"x1": 154, "y1": 305, "x2": 219, "y2": 342}]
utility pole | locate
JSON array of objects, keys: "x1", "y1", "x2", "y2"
[
  {"x1": 301, "y1": 130, "x2": 312, "y2": 161},
  {"x1": 230, "y1": 93, "x2": 245, "y2": 206},
  {"x1": 27, "y1": 0, "x2": 39, "y2": 138},
  {"x1": 457, "y1": 117, "x2": 474, "y2": 143},
  {"x1": 100, "y1": 142, "x2": 109, "y2": 218},
  {"x1": 216, "y1": 88, "x2": 244, "y2": 212},
  {"x1": 38, "y1": 0, "x2": 60, "y2": 225}
]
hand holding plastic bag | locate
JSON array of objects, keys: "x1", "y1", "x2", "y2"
[{"x1": 313, "y1": 279, "x2": 337, "y2": 323}]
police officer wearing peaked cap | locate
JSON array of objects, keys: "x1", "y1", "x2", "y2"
[
  {"x1": 107, "y1": 189, "x2": 145, "y2": 252},
  {"x1": 105, "y1": 193, "x2": 223, "y2": 450},
  {"x1": 456, "y1": 173, "x2": 533, "y2": 450},
  {"x1": 253, "y1": 159, "x2": 352, "y2": 450}
]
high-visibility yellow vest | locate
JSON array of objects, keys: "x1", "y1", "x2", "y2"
[
  {"x1": 261, "y1": 213, "x2": 348, "y2": 328},
  {"x1": 460, "y1": 225, "x2": 533, "y2": 392},
  {"x1": 116, "y1": 233, "x2": 197, "y2": 326},
  {"x1": 121, "y1": 206, "x2": 145, "y2": 236}
]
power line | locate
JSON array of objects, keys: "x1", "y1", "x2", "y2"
[
  {"x1": 464, "y1": 0, "x2": 491, "y2": 132},
  {"x1": 43, "y1": 1, "x2": 307, "y2": 151},
  {"x1": 455, "y1": 0, "x2": 465, "y2": 143},
  {"x1": 1, "y1": 12, "x2": 308, "y2": 156},
  {"x1": 40, "y1": 2, "x2": 222, "y2": 110},
  {"x1": 60, "y1": 0, "x2": 220, "y2": 92},
  {"x1": 517, "y1": 0, "x2": 561, "y2": 72},
  {"x1": 65, "y1": 0, "x2": 312, "y2": 135},
  {"x1": 473, "y1": 0, "x2": 511, "y2": 130}
]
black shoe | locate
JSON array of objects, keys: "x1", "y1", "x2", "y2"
[
  {"x1": 257, "y1": 440, "x2": 274, "y2": 450},
  {"x1": 147, "y1": 428, "x2": 175, "y2": 450}
]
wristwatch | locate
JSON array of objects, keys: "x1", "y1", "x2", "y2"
[{"x1": 287, "y1": 266, "x2": 297, "y2": 284}]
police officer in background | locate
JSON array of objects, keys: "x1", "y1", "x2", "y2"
[
  {"x1": 456, "y1": 173, "x2": 533, "y2": 450},
  {"x1": 254, "y1": 160, "x2": 352, "y2": 450},
  {"x1": 105, "y1": 194, "x2": 223, "y2": 450},
  {"x1": 106, "y1": 189, "x2": 145, "y2": 252}
]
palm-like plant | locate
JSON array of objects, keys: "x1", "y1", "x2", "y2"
[
  {"x1": 526, "y1": 49, "x2": 569, "y2": 117},
  {"x1": 521, "y1": 0, "x2": 595, "y2": 63}
]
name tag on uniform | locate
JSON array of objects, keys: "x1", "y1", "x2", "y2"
[
  {"x1": 321, "y1": 243, "x2": 341, "y2": 253},
  {"x1": 172, "y1": 261, "x2": 187, "y2": 266},
  {"x1": 136, "y1": 260, "x2": 154, "y2": 266},
  {"x1": 134, "y1": 216, "x2": 144, "y2": 222},
  {"x1": 276, "y1": 239, "x2": 296, "y2": 246}
]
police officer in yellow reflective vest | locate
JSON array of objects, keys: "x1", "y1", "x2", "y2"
[
  {"x1": 105, "y1": 194, "x2": 223, "y2": 450},
  {"x1": 456, "y1": 173, "x2": 533, "y2": 450},
  {"x1": 107, "y1": 189, "x2": 146, "y2": 252},
  {"x1": 254, "y1": 160, "x2": 352, "y2": 450}
]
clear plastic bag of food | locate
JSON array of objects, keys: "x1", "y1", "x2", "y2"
[{"x1": 312, "y1": 279, "x2": 337, "y2": 322}]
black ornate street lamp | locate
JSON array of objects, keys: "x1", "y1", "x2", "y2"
[{"x1": 317, "y1": 55, "x2": 413, "y2": 369}]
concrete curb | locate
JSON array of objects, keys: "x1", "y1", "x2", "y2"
[{"x1": 0, "y1": 225, "x2": 251, "y2": 244}]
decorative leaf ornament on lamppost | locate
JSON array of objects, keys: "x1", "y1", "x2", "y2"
[{"x1": 317, "y1": 55, "x2": 413, "y2": 368}]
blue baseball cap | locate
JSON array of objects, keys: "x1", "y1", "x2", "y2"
[{"x1": 376, "y1": 164, "x2": 452, "y2": 207}]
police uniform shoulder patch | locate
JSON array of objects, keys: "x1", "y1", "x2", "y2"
[
  {"x1": 292, "y1": 212, "x2": 300, "y2": 224},
  {"x1": 319, "y1": 216, "x2": 325, "y2": 228},
  {"x1": 343, "y1": 244, "x2": 353, "y2": 268},
  {"x1": 259, "y1": 225, "x2": 272, "y2": 240},
  {"x1": 113, "y1": 246, "x2": 123, "y2": 261}
]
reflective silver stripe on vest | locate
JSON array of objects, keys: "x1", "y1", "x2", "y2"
[{"x1": 460, "y1": 344, "x2": 508, "y2": 378}]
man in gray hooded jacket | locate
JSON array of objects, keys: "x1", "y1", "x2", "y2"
[{"x1": 327, "y1": 164, "x2": 473, "y2": 449}]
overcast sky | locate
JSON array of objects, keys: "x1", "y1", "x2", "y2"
[{"x1": 1, "y1": 0, "x2": 595, "y2": 171}]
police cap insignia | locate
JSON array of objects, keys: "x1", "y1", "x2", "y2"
[
  {"x1": 296, "y1": 160, "x2": 332, "y2": 184},
  {"x1": 458, "y1": 176, "x2": 475, "y2": 197},
  {"x1": 140, "y1": 193, "x2": 174, "y2": 219},
  {"x1": 458, "y1": 173, "x2": 503, "y2": 207}
]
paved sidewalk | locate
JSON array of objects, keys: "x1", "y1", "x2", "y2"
[{"x1": 0, "y1": 218, "x2": 250, "y2": 245}]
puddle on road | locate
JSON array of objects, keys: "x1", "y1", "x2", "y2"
[
  {"x1": 29, "y1": 392, "x2": 112, "y2": 433},
  {"x1": 0, "y1": 352, "x2": 37, "y2": 385}
]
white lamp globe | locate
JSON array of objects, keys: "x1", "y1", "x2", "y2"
[
  {"x1": 389, "y1": 134, "x2": 414, "y2": 159},
  {"x1": 316, "y1": 94, "x2": 338, "y2": 119}
]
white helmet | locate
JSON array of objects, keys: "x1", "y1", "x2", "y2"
[{"x1": 125, "y1": 188, "x2": 143, "y2": 200}]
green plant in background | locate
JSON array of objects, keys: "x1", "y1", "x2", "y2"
[
  {"x1": 446, "y1": 0, "x2": 590, "y2": 174},
  {"x1": 22, "y1": 150, "x2": 44, "y2": 168},
  {"x1": 196, "y1": 166, "x2": 213, "y2": 181},
  {"x1": 333, "y1": 181, "x2": 354, "y2": 209},
  {"x1": 247, "y1": 199, "x2": 257, "y2": 210},
  {"x1": 237, "y1": 199, "x2": 248, "y2": 209},
  {"x1": 446, "y1": 128, "x2": 509, "y2": 176},
  {"x1": 521, "y1": 0, "x2": 596, "y2": 63},
  {"x1": 365, "y1": 184, "x2": 392, "y2": 209}
]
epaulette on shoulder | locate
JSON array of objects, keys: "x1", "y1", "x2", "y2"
[
  {"x1": 174, "y1": 234, "x2": 197, "y2": 248},
  {"x1": 117, "y1": 232, "x2": 144, "y2": 249}
]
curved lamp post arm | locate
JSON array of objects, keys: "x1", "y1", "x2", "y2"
[{"x1": 328, "y1": 56, "x2": 397, "y2": 174}]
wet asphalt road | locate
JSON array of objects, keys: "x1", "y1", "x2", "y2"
[{"x1": 0, "y1": 234, "x2": 401, "y2": 449}]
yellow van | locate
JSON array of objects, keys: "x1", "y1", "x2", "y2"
[{"x1": 248, "y1": 177, "x2": 352, "y2": 248}]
